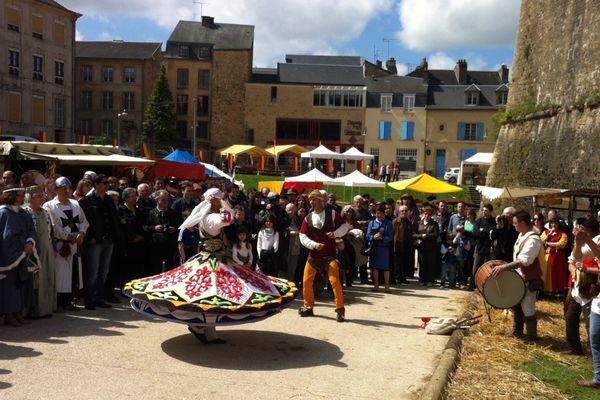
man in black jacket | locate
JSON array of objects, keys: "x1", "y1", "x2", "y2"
[
  {"x1": 469, "y1": 203, "x2": 496, "y2": 290},
  {"x1": 143, "y1": 189, "x2": 182, "y2": 275},
  {"x1": 79, "y1": 174, "x2": 120, "y2": 309}
]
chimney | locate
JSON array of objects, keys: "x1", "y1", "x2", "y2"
[
  {"x1": 417, "y1": 57, "x2": 428, "y2": 71},
  {"x1": 386, "y1": 57, "x2": 397, "y2": 75},
  {"x1": 454, "y1": 59, "x2": 468, "y2": 84},
  {"x1": 499, "y1": 64, "x2": 509, "y2": 83},
  {"x1": 376, "y1": 60, "x2": 382, "y2": 69},
  {"x1": 201, "y1": 16, "x2": 215, "y2": 28}
]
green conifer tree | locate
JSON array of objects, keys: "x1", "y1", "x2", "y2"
[{"x1": 142, "y1": 65, "x2": 176, "y2": 152}]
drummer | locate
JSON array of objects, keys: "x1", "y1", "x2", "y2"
[{"x1": 492, "y1": 211, "x2": 544, "y2": 342}]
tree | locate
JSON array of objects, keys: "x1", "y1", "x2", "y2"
[{"x1": 142, "y1": 65, "x2": 176, "y2": 152}]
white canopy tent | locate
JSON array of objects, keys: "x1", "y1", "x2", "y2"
[
  {"x1": 284, "y1": 168, "x2": 335, "y2": 183},
  {"x1": 300, "y1": 145, "x2": 343, "y2": 159},
  {"x1": 476, "y1": 185, "x2": 566, "y2": 201},
  {"x1": 329, "y1": 169, "x2": 384, "y2": 187},
  {"x1": 458, "y1": 152, "x2": 493, "y2": 185},
  {"x1": 341, "y1": 147, "x2": 374, "y2": 160}
]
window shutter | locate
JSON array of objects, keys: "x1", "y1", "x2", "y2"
[
  {"x1": 457, "y1": 122, "x2": 465, "y2": 140},
  {"x1": 462, "y1": 149, "x2": 476, "y2": 161},
  {"x1": 384, "y1": 121, "x2": 392, "y2": 139},
  {"x1": 32, "y1": 14, "x2": 43, "y2": 35},
  {"x1": 379, "y1": 121, "x2": 386, "y2": 140},
  {"x1": 32, "y1": 96, "x2": 45, "y2": 125},
  {"x1": 401, "y1": 121, "x2": 407, "y2": 140},
  {"x1": 8, "y1": 92, "x2": 22, "y2": 122},
  {"x1": 7, "y1": 7, "x2": 20, "y2": 27},
  {"x1": 476, "y1": 123, "x2": 485, "y2": 141},
  {"x1": 407, "y1": 121, "x2": 414, "y2": 140},
  {"x1": 54, "y1": 21, "x2": 65, "y2": 45}
]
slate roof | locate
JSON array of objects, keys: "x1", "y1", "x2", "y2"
[
  {"x1": 278, "y1": 63, "x2": 365, "y2": 85},
  {"x1": 416, "y1": 69, "x2": 504, "y2": 86},
  {"x1": 364, "y1": 75, "x2": 428, "y2": 108},
  {"x1": 426, "y1": 85, "x2": 504, "y2": 109},
  {"x1": 76, "y1": 42, "x2": 162, "y2": 59},
  {"x1": 168, "y1": 20, "x2": 254, "y2": 50},
  {"x1": 284, "y1": 55, "x2": 362, "y2": 66},
  {"x1": 252, "y1": 68, "x2": 278, "y2": 83}
]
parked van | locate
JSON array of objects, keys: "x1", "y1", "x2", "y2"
[
  {"x1": 0, "y1": 135, "x2": 40, "y2": 142},
  {"x1": 444, "y1": 167, "x2": 460, "y2": 183}
]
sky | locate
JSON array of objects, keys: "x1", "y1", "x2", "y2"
[{"x1": 61, "y1": 0, "x2": 520, "y2": 75}]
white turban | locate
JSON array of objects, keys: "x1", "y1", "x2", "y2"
[{"x1": 179, "y1": 188, "x2": 224, "y2": 232}]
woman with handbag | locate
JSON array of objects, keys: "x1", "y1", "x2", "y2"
[
  {"x1": 414, "y1": 206, "x2": 440, "y2": 286},
  {"x1": 366, "y1": 204, "x2": 393, "y2": 292}
]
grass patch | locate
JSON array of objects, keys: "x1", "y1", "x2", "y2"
[{"x1": 522, "y1": 351, "x2": 595, "y2": 400}]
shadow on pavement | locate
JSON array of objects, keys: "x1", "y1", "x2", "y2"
[
  {"x1": 0, "y1": 304, "x2": 160, "y2": 346},
  {"x1": 161, "y1": 330, "x2": 346, "y2": 370},
  {"x1": 0, "y1": 381, "x2": 12, "y2": 390},
  {"x1": 0, "y1": 368, "x2": 11, "y2": 391},
  {"x1": 0, "y1": 342, "x2": 42, "y2": 361}
]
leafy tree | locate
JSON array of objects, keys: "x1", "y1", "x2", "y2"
[{"x1": 142, "y1": 65, "x2": 176, "y2": 151}]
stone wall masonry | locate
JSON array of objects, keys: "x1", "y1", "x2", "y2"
[
  {"x1": 210, "y1": 50, "x2": 251, "y2": 149},
  {"x1": 488, "y1": 0, "x2": 600, "y2": 190}
]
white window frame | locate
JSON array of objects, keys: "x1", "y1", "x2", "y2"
[
  {"x1": 55, "y1": 59, "x2": 64, "y2": 84},
  {"x1": 8, "y1": 49, "x2": 19, "y2": 76},
  {"x1": 32, "y1": 54, "x2": 43, "y2": 80},
  {"x1": 381, "y1": 94, "x2": 392, "y2": 112},
  {"x1": 403, "y1": 94, "x2": 415, "y2": 112},
  {"x1": 464, "y1": 123, "x2": 477, "y2": 140}
]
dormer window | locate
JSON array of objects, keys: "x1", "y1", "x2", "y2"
[
  {"x1": 179, "y1": 45, "x2": 189, "y2": 58},
  {"x1": 380, "y1": 94, "x2": 392, "y2": 112},
  {"x1": 403, "y1": 94, "x2": 415, "y2": 112},
  {"x1": 466, "y1": 92, "x2": 479, "y2": 105},
  {"x1": 495, "y1": 83, "x2": 509, "y2": 105}
]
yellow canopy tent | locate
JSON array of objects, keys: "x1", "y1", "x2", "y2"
[
  {"x1": 265, "y1": 144, "x2": 309, "y2": 170},
  {"x1": 218, "y1": 144, "x2": 270, "y2": 159},
  {"x1": 388, "y1": 173, "x2": 463, "y2": 194}
]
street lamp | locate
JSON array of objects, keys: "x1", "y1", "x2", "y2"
[{"x1": 117, "y1": 109, "x2": 128, "y2": 147}]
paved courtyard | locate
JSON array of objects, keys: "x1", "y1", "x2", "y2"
[{"x1": 0, "y1": 282, "x2": 466, "y2": 400}]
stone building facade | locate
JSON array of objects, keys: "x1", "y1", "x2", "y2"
[
  {"x1": 245, "y1": 55, "x2": 367, "y2": 170},
  {"x1": 0, "y1": 0, "x2": 79, "y2": 142},
  {"x1": 164, "y1": 16, "x2": 253, "y2": 162},
  {"x1": 488, "y1": 0, "x2": 600, "y2": 189},
  {"x1": 75, "y1": 41, "x2": 162, "y2": 148}
]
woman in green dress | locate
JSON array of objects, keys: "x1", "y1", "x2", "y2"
[{"x1": 25, "y1": 185, "x2": 55, "y2": 317}]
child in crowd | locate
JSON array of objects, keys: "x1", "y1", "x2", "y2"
[
  {"x1": 440, "y1": 237, "x2": 458, "y2": 288},
  {"x1": 452, "y1": 225, "x2": 471, "y2": 288},
  {"x1": 232, "y1": 226, "x2": 253, "y2": 269},
  {"x1": 335, "y1": 238, "x2": 349, "y2": 287},
  {"x1": 256, "y1": 213, "x2": 279, "y2": 276},
  {"x1": 177, "y1": 209, "x2": 201, "y2": 264}
]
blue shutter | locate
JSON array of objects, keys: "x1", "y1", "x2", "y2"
[
  {"x1": 476, "y1": 123, "x2": 485, "y2": 141},
  {"x1": 407, "y1": 121, "x2": 414, "y2": 140},
  {"x1": 457, "y1": 122, "x2": 465, "y2": 140},
  {"x1": 384, "y1": 121, "x2": 391, "y2": 139},
  {"x1": 462, "y1": 149, "x2": 476, "y2": 161},
  {"x1": 379, "y1": 121, "x2": 386, "y2": 140},
  {"x1": 401, "y1": 121, "x2": 407, "y2": 140}
]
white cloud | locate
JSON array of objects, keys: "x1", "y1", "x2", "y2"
[
  {"x1": 397, "y1": 0, "x2": 521, "y2": 51},
  {"x1": 60, "y1": 0, "x2": 393, "y2": 67},
  {"x1": 75, "y1": 29, "x2": 84, "y2": 41},
  {"x1": 427, "y1": 52, "x2": 455, "y2": 69}
]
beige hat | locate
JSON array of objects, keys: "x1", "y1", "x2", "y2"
[{"x1": 25, "y1": 185, "x2": 44, "y2": 195}]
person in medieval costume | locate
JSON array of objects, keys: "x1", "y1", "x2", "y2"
[
  {"x1": 43, "y1": 177, "x2": 89, "y2": 312},
  {"x1": 298, "y1": 190, "x2": 351, "y2": 322},
  {"x1": 123, "y1": 187, "x2": 298, "y2": 345},
  {"x1": 24, "y1": 185, "x2": 56, "y2": 317},
  {"x1": 0, "y1": 186, "x2": 40, "y2": 326}
]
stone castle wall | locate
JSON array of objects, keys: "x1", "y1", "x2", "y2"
[{"x1": 487, "y1": 0, "x2": 600, "y2": 189}]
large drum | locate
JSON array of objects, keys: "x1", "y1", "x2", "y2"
[{"x1": 475, "y1": 259, "x2": 526, "y2": 309}]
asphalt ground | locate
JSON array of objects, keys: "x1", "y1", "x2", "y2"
[{"x1": 0, "y1": 281, "x2": 465, "y2": 400}]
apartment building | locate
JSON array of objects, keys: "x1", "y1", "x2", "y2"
[{"x1": 1, "y1": 0, "x2": 79, "y2": 142}]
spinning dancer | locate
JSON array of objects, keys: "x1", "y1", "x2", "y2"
[{"x1": 123, "y1": 188, "x2": 297, "y2": 344}]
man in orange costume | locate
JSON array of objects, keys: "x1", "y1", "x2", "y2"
[{"x1": 298, "y1": 190, "x2": 350, "y2": 322}]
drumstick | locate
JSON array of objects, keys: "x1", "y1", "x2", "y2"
[{"x1": 495, "y1": 278, "x2": 503, "y2": 297}]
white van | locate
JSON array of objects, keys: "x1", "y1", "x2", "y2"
[
  {"x1": 0, "y1": 135, "x2": 40, "y2": 142},
  {"x1": 444, "y1": 167, "x2": 460, "y2": 183}
]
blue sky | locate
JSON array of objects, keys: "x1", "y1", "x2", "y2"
[{"x1": 62, "y1": 0, "x2": 520, "y2": 74}]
